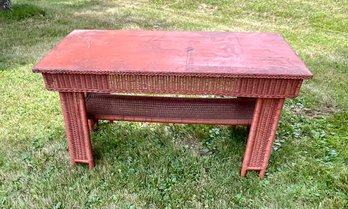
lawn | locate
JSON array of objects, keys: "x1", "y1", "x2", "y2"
[{"x1": 0, "y1": 0, "x2": 347, "y2": 208}]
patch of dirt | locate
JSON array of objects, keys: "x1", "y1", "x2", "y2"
[
  {"x1": 292, "y1": 105, "x2": 339, "y2": 118},
  {"x1": 182, "y1": 137, "x2": 201, "y2": 155},
  {"x1": 197, "y1": 3, "x2": 218, "y2": 14},
  {"x1": 176, "y1": 136, "x2": 213, "y2": 157}
]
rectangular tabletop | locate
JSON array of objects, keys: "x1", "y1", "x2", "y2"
[{"x1": 33, "y1": 30, "x2": 312, "y2": 79}]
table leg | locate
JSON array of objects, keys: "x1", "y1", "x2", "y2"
[
  {"x1": 59, "y1": 92, "x2": 94, "y2": 168},
  {"x1": 241, "y1": 98, "x2": 284, "y2": 178}
]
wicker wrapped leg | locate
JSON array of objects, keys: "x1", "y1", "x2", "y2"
[
  {"x1": 241, "y1": 98, "x2": 284, "y2": 178},
  {"x1": 59, "y1": 92, "x2": 94, "y2": 168}
]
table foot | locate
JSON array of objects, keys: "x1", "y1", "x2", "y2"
[
  {"x1": 60, "y1": 92, "x2": 94, "y2": 168},
  {"x1": 241, "y1": 98, "x2": 284, "y2": 178}
]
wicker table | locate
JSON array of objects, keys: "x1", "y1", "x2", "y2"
[{"x1": 33, "y1": 30, "x2": 312, "y2": 177}]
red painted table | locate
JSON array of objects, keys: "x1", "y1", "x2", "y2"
[{"x1": 33, "y1": 30, "x2": 312, "y2": 177}]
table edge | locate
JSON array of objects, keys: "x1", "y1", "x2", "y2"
[{"x1": 32, "y1": 68, "x2": 312, "y2": 80}]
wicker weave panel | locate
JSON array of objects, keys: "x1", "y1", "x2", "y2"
[
  {"x1": 86, "y1": 94, "x2": 255, "y2": 125},
  {"x1": 248, "y1": 99, "x2": 278, "y2": 167},
  {"x1": 241, "y1": 98, "x2": 284, "y2": 177},
  {"x1": 59, "y1": 92, "x2": 94, "y2": 167},
  {"x1": 43, "y1": 74, "x2": 302, "y2": 98}
]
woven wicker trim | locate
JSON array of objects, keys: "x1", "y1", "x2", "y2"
[
  {"x1": 33, "y1": 68, "x2": 312, "y2": 80},
  {"x1": 43, "y1": 73, "x2": 302, "y2": 98}
]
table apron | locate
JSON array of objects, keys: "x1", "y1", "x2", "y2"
[{"x1": 43, "y1": 73, "x2": 302, "y2": 98}]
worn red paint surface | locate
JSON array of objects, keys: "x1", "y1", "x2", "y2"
[{"x1": 33, "y1": 30, "x2": 312, "y2": 79}]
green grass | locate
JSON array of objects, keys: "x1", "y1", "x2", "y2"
[
  {"x1": 0, "y1": 0, "x2": 347, "y2": 208},
  {"x1": 0, "y1": 3, "x2": 45, "y2": 20}
]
